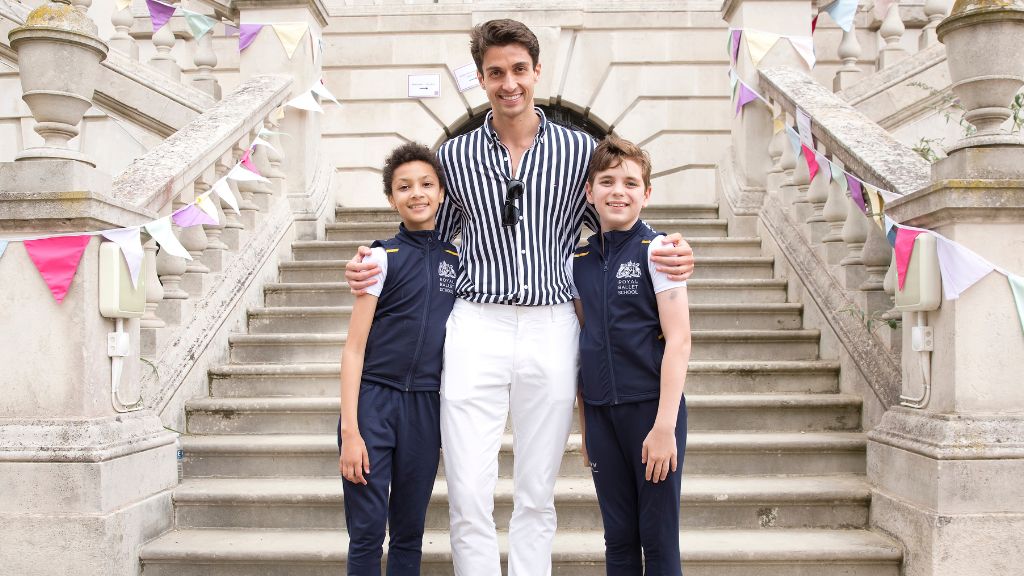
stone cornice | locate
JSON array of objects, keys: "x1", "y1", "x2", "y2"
[
  {"x1": 0, "y1": 412, "x2": 176, "y2": 463},
  {"x1": 759, "y1": 192, "x2": 903, "y2": 408},
  {"x1": 235, "y1": 0, "x2": 330, "y2": 28},
  {"x1": 111, "y1": 74, "x2": 292, "y2": 213},
  {"x1": 869, "y1": 407, "x2": 1024, "y2": 460},
  {"x1": 759, "y1": 66, "x2": 931, "y2": 197}
]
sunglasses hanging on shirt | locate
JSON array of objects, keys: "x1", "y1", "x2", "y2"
[{"x1": 502, "y1": 179, "x2": 525, "y2": 227}]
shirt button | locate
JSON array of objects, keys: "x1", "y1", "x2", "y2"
[
  {"x1": 523, "y1": 285, "x2": 529, "y2": 290},
  {"x1": 521, "y1": 250, "x2": 526, "y2": 254}
]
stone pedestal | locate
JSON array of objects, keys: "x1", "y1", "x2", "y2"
[
  {"x1": 871, "y1": 147, "x2": 1024, "y2": 576},
  {"x1": 0, "y1": 161, "x2": 177, "y2": 576}
]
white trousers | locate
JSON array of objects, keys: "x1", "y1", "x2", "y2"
[{"x1": 440, "y1": 299, "x2": 579, "y2": 576}]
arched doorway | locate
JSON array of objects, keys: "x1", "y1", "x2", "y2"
[{"x1": 450, "y1": 104, "x2": 607, "y2": 141}]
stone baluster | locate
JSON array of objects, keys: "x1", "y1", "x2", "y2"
[
  {"x1": 155, "y1": 214, "x2": 190, "y2": 326},
  {"x1": 70, "y1": 0, "x2": 90, "y2": 10},
  {"x1": 821, "y1": 152, "x2": 849, "y2": 263},
  {"x1": 198, "y1": 174, "x2": 228, "y2": 273},
  {"x1": 233, "y1": 142, "x2": 262, "y2": 230},
  {"x1": 248, "y1": 130, "x2": 275, "y2": 209},
  {"x1": 777, "y1": 121, "x2": 798, "y2": 210},
  {"x1": 876, "y1": 0, "x2": 908, "y2": 70},
  {"x1": 139, "y1": 238, "x2": 166, "y2": 358},
  {"x1": 919, "y1": 0, "x2": 948, "y2": 49},
  {"x1": 859, "y1": 217, "x2": 890, "y2": 292},
  {"x1": 833, "y1": 27, "x2": 863, "y2": 92},
  {"x1": 804, "y1": 147, "x2": 830, "y2": 243},
  {"x1": 177, "y1": 188, "x2": 211, "y2": 298},
  {"x1": 261, "y1": 124, "x2": 288, "y2": 197},
  {"x1": 790, "y1": 138, "x2": 812, "y2": 225},
  {"x1": 148, "y1": 2, "x2": 181, "y2": 81},
  {"x1": 109, "y1": 4, "x2": 138, "y2": 60},
  {"x1": 191, "y1": 23, "x2": 221, "y2": 99},
  {"x1": 840, "y1": 191, "x2": 870, "y2": 290},
  {"x1": 765, "y1": 114, "x2": 785, "y2": 197}
]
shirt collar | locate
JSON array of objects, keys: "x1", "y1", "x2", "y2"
[
  {"x1": 397, "y1": 223, "x2": 440, "y2": 248},
  {"x1": 484, "y1": 107, "x2": 548, "y2": 147}
]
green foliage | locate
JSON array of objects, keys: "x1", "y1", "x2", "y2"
[
  {"x1": 840, "y1": 306, "x2": 902, "y2": 334},
  {"x1": 907, "y1": 81, "x2": 976, "y2": 137},
  {"x1": 911, "y1": 137, "x2": 943, "y2": 163}
]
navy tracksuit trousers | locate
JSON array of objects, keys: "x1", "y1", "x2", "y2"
[
  {"x1": 337, "y1": 384, "x2": 441, "y2": 576},
  {"x1": 584, "y1": 398, "x2": 688, "y2": 576}
]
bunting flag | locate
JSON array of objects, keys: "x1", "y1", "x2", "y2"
[
  {"x1": 821, "y1": 0, "x2": 858, "y2": 32},
  {"x1": 115, "y1": 0, "x2": 132, "y2": 11},
  {"x1": 239, "y1": 24, "x2": 264, "y2": 51},
  {"x1": 145, "y1": 0, "x2": 177, "y2": 32},
  {"x1": 225, "y1": 23, "x2": 239, "y2": 36},
  {"x1": 251, "y1": 136, "x2": 277, "y2": 152},
  {"x1": 285, "y1": 91, "x2": 324, "y2": 113},
  {"x1": 788, "y1": 36, "x2": 817, "y2": 69},
  {"x1": 885, "y1": 217, "x2": 898, "y2": 247},
  {"x1": 100, "y1": 227, "x2": 144, "y2": 288},
  {"x1": 796, "y1": 108, "x2": 814, "y2": 146},
  {"x1": 1009, "y1": 274, "x2": 1024, "y2": 335},
  {"x1": 935, "y1": 235, "x2": 996, "y2": 299},
  {"x1": 240, "y1": 149, "x2": 261, "y2": 175},
  {"x1": 144, "y1": 217, "x2": 192, "y2": 260},
  {"x1": 271, "y1": 106, "x2": 286, "y2": 122},
  {"x1": 865, "y1": 185, "x2": 884, "y2": 228},
  {"x1": 227, "y1": 162, "x2": 270, "y2": 183},
  {"x1": 272, "y1": 23, "x2": 308, "y2": 59},
  {"x1": 847, "y1": 175, "x2": 865, "y2": 213},
  {"x1": 0, "y1": 239, "x2": 8, "y2": 261},
  {"x1": 311, "y1": 79, "x2": 341, "y2": 107},
  {"x1": 811, "y1": 15, "x2": 819, "y2": 34},
  {"x1": 815, "y1": 152, "x2": 831, "y2": 182},
  {"x1": 877, "y1": 188, "x2": 902, "y2": 204},
  {"x1": 212, "y1": 178, "x2": 240, "y2": 214},
  {"x1": 735, "y1": 83, "x2": 760, "y2": 116},
  {"x1": 802, "y1": 144, "x2": 819, "y2": 181},
  {"x1": 831, "y1": 162, "x2": 847, "y2": 193},
  {"x1": 895, "y1": 227, "x2": 926, "y2": 290},
  {"x1": 24, "y1": 235, "x2": 92, "y2": 303},
  {"x1": 183, "y1": 9, "x2": 218, "y2": 40},
  {"x1": 730, "y1": 29, "x2": 742, "y2": 64},
  {"x1": 773, "y1": 117, "x2": 785, "y2": 135},
  {"x1": 258, "y1": 127, "x2": 289, "y2": 139},
  {"x1": 744, "y1": 30, "x2": 780, "y2": 67},
  {"x1": 195, "y1": 194, "x2": 220, "y2": 224},
  {"x1": 786, "y1": 129, "x2": 802, "y2": 159},
  {"x1": 172, "y1": 203, "x2": 218, "y2": 228}
]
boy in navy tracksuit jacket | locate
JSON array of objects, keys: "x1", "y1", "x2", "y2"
[
  {"x1": 567, "y1": 136, "x2": 692, "y2": 575},
  {"x1": 337, "y1": 142, "x2": 459, "y2": 575}
]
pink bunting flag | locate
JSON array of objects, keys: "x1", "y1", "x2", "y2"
[
  {"x1": 241, "y1": 148, "x2": 261, "y2": 175},
  {"x1": 145, "y1": 0, "x2": 176, "y2": 32},
  {"x1": 734, "y1": 83, "x2": 759, "y2": 116},
  {"x1": 802, "y1": 144, "x2": 819, "y2": 181},
  {"x1": 23, "y1": 235, "x2": 92, "y2": 303},
  {"x1": 239, "y1": 23, "x2": 264, "y2": 51},
  {"x1": 811, "y1": 15, "x2": 819, "y2": 34},
  {"x1": 172, "y1": 203, "x2": 218, "y2": 228},
  {"x1": 846, "y1": 175, "x2": 866, "y2": 213},
  {"x1": 730, "y1": 29, "x2": 742, "y2": 64},
  {"x1": 894, "y1": 227, "x2": 926, "y2": 291}
]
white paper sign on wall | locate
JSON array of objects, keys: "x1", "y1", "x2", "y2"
[
  {"x1": 408, "y1": 74, "x2": 441, "y2": 98},
  {"x1": 452, "y1": 63, "x2": 480, "y2": 93}
]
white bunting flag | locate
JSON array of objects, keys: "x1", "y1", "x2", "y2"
[
  {"x1": 788, "y1": 36, "x2": 817, "y2": 69},
  {"x1": 311, "y1": 79, "x2": 341, "y2": 107},
  {"x1": 212, "y1": 178, "x2": 240, "y2": 214},
  {"x1": 228, "y1": 162, "x2": 270, "y2": 183},
  {"x1": 101, "y1": 227, "x2": 145, "y2": 288},
  {"x1": 251, "y1": 136, "x2": 277, "y2": 152},
  {"x1": 796, "y1": 108, "x2": 814, "y2": 147},
  {"x1": 144, "y1": 216, "x2": 193, "y2": 260},
  {"x1": 0, "y1": 239, "x2": 8, "y2": 261},
  {"x1": 935, "y1": 235, "x2": 996, "y2": 300},
  {"x1": 195, "y1": 194, "x2": 220, "y2": 224},
  {"x1": 285, "y1": 91, "x2": 323, "y2": 113}
]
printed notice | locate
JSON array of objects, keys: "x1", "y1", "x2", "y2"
[
  {"x1": 452, "y1": 63, "x2": 480, "y2": 93},
  {"x1": 408, "y1": 74, "x2": 441, "y2": 98}
]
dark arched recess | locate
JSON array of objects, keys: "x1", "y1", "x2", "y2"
[{"x1": 450, "y1": 105, "x2": 608, "y2": 141}]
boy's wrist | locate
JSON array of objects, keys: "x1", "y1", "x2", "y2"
[
  {"x1": 340, "y1": 425, "x2": 360, "y2": 438},
  {"x1": 652, "y1": 419, "x2": 675, "y2": 432}
]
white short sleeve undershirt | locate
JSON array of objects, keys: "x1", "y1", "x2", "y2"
[
  {"x1": 648, "y1": 235, "x2": 688, "y2": 294},
  {"x1": 363, "y1": 246, "x2": 389, "y2": 298}
]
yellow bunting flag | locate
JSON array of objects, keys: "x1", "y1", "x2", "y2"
[
  {"x1": 271, "y1": 106, "x2": 286, "y2": 122},
  {"x1": 115, "y1": 0, "x2": 132, "y2": 10},
  {"x1": 864, "y1": 185, "x2": 884, "y2": 230},
  {"x1": 272, "y1": 23, "x2": 309, "y2": 60},
  {"x1": 744, "y1": 30, "x2": 781, "y2": 68},
  {"x1": 773, "y1": 117, "x2": 785, "y2": 135}
]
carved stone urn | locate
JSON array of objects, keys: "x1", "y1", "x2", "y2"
[
  {"x1": 937, "y1": 0, "x2": 1024, "y2": 150},
  {"x1": 8, "y1": 0, "x2": 108, "y2": 165}
]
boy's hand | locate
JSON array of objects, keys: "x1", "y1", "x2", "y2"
[
  {"x1": 650, "y1": 233, "x2": 694, "y2": 282},
  {"x1": 340, "y1": 433, "x2": 371, "y2": 485},
  {"x1": 345, "y1": 246, "x2": 380, "y2": 295},
  {"x1": 641, "y1": 425, "x2": 677, "y2": 483},
  {"x1": 580, "y1": 432, "x2": 590, "y2": 469}
]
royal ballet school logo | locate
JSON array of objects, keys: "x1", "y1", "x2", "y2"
[
  {"x1": 439, "y1": 260, "x2": 457, "y2": 279},
  {"x1": 616, "y1": 261, "x2": 642, "y2": 279}
]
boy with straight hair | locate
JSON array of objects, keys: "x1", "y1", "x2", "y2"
[
  {"x1": 569, "y1": 135, "x2": 691, "y2": 575},
  {"x1": 337, "y1": 142, "x2": 459, "y2": 575}
]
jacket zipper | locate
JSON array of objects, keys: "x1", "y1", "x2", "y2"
[
  {"x1": 601, "y1": 237, "x2": 619, "y2": 405},
  {"x1": 405, "y1": 235, "x2": 433, "y2": 391}
]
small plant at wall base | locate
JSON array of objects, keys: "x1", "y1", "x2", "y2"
[
  {"x1": 912, "y1": 137, "x2": 944, "y2": 163},
  {"x1": 1011, "y1": 92, "x2": 1023, "y2": 134},
  {"x1": 841, "y1": 306, "x2": 902, "y2": 334}
]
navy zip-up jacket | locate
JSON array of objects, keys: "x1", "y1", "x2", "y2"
[
  {"x1": 573, "y1": 220, "x2": 665, "y2": 406},
  {"x1": 360, "y1": 224, "x2": 459, "y2": 392}
]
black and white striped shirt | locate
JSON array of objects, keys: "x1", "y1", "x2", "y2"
[{"x1": 435, "y1": 108, "x2": 599, "y2": 306}]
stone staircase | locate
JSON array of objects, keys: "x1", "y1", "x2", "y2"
[{"x1": 139, "y1": 204, "x2": 903, "y2": 575}]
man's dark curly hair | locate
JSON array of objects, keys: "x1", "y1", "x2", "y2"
[
  {"x1": 381, "y1": 142, "x2": 445, "y2": 197},
  {"x1": 470, "y1": 19, "x2": 540, "y2": 74}
]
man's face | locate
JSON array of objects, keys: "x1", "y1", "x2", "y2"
[{"x1": 477, "y1": 43, "x2": 540, "y2": 123}]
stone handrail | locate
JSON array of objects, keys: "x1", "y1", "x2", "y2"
[{"x1": 113, "y1": 74, "x2": 292, "y2": 214}]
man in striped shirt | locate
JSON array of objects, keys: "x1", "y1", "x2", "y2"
[{"x1": 346, "y1": 19, "x2": 694, "y2": 575}]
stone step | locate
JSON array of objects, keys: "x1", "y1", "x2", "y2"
[
  {"x1": 226, "y1": 329, "x2": 820, "y2": 364},
  {"x1": 185, "y1": 393, "x2": 860, "y2": 436},
  {"x1": 333, "y1": 204, "x2": 722, "y2": 224},
  {"x1": 325, "y1": 219, "x2": 730, "y2": 241},
  {"x1": 140, "y1": 527, "x2": 900, "y2": 576},
  {"x1": 291, "y1": 237, "x2": 764, "y2": 261},
  {"x1": 262, "y1": 279, "x2": 790, "y2": 308},
  {"x1": 209, "y1": 360, "x2": 840, "y2": 398},
  {"x1": 247, "y1": 302, "x2": 803, "y2": 334},
  {"x1": 172, "y1": 475, "x2": 870, "y2": 531},
  {"x1": 179, "y1": 432, "x2": 866, "y2": 479},
  {"x1": 277, "y1": 256, "x2": 775, "y2": 284}
]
